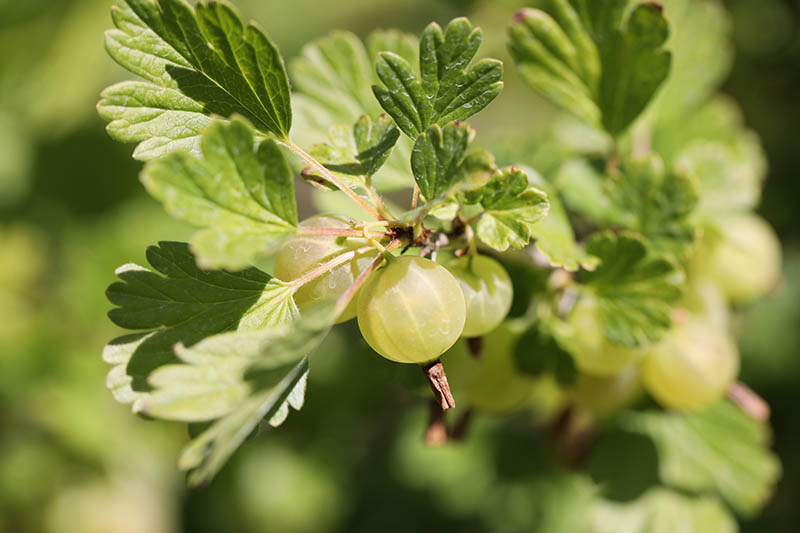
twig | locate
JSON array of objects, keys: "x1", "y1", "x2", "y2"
[{"x1": 422, "y1": 359, "x2": 456, "y2": 411}]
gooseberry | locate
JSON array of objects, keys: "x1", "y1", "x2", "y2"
[
  {"x1": 273, "y1": 214, "x2": 377, "y2": 323},
  {"x1": 641, "y1": 315, "x2": 739, "y2": 410},
  {"x1": 357, "y1": 255, "x2": 466, "y2": 363},
  {"x1": 447, "y1": 254, "x2": 513, "y2": 337}
]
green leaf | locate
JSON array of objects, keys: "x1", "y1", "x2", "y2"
[
  {"x1": 593, "y1": 488, "x2": 737, "y2": 533},
  {"x1": 527, "y1": 169, "x2": 598, "y2": 271},
  {"x1": 179, "y1": 358, "x2": 308, "y2": 487},
  {"x1": 470, "y1": 167, "x2": 550, "y2": 252},
  {"x1": 99, "y1": 0, "x2": 292, "y2": 157},
  {"x1": 98, "y1": 81, "x2": 212, "y2": 161},
  {"x1": 647, "y1": 0, "x2": 734, "y2": 125},
  {"x1": 102, "y1": 241, "x2": 298, "y2": 409},
  {"x1": 581, "y1": 232, "x2": 681, "y2": 346},
  {"x1": 621, "y1": 401, "x2": 782, "y2": 517},
  {"x1": 310, "y1": 114, "x2": 400, "y2": 179},
  {"x1": 290, "y1": 29, "x2": 417, "y2": 191},
  {"x1": 514, "y1": 325, "x2": 577, "y2": 386},
  {"x1": 411, "y1": 122, "x2": 474, "y2": 200},
  {"x1": 610, "y1": 155, "x2": 698, "y2": 258},
  {"x1": 141, "y1": 119, "x2": 297, "y2": 270},
  {"x1": 598, "y1": 3, "x2": 671, "y2": 135},
  {"x1": 166, "y1": 305, "x2": 337, "y2": 486},
  {"x1": 510, "y1": 2, "x2": 671, "y2": 135},
  {"x1": 373, "y1": 17, "x2": 503, "y2": 139},
  {"x1": 509, "y1": 6, "x2": 601, "y2": 127}
]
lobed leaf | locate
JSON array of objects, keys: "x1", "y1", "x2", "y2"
[
  {"x1": 509, "y1": 1, "x2": 671, "y2": 135},
  {"x1": 373, "y1": 17, "x2": 503, "y2": 139},
  {"x1": 102, "y1": 241, "x2": 298, "y2": 409},
  {"x1": 410, "y1": 121, "x2": 474, "y2": 201},
  {"x1": 581, "y1": 232, "x2": 682, "y2": 346},
  {"x1": 99, "y1": 0, "x2": 292, "y2": 158},
  {"x1": 290, "y1": 29, "x2": 418, "y2": 191},
  {"x1": 469, "y1": 168, "x2": 550, "y2": 252},
  {"x1": 310, "y1": 114, "x2": 400, "y2": 179},
  {"x1": 162, "y1": 305, "x2": 337, "y2": 486},
  {"x1": 609, "y1": 154, "x2": 698, "y2": 259},
  {"x1": 141, "y1": 119, "x2": 297, "y2": 270},
  {"x1": 593, "y1": 488, "x2": 737, "y2": 533},
  {"x1": 621, "y1": 401, "x2": 781, "y2": 517},
  {"x1": 527, "y1": 169, "x2": 598, "y2": 271}
]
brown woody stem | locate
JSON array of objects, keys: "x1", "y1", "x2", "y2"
[{"x1": 422, "y1": 359, "x2": 456, "y2": 411}]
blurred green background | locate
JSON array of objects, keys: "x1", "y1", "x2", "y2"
[{"x1": 1, "y1": 0, "x2": 799, "y2": 531}]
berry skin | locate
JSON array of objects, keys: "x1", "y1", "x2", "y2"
[
  {"x1": 274, "y1": 214, "x2": 377, "y2": 323},
  {"x1": 642, "y1": 315, "x2": 739, "y2": 411},
  {"x1": 559, "y1": 297, "x2": 644, "y2": 376},
  {"x1": 357, "y1": 256, "x2": 466, "y2": 364},
  {"x1": 571, "y1": 366, "x2": 642, "y2": 416},
  {"x1": 705, "y1": 214, "x2": 782, "y2": 304},
  {"x1": 447, "y1": 255, "x2": 513, "y2": 337}
]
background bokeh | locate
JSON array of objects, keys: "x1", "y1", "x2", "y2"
[{"x1": 1, "y1": 0, "x2": 798, "y2": 531}]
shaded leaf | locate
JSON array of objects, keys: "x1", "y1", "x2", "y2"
[
  {"x1": 102, "y1": 241, "x2": 298, "y2": 409},
  {"x1": 527, "y1": 169, "x2": 598, "y2": 271},
  {"x1": 166, "y1": 305, "x2": 337, "y2": 486},
  {"x1": 290, "y1": 29, "x2": 417, "y2": 191},
  {"x1": 581, "y1": 232, "x2": 681, "y2": 346},
  {"x1": 310, "y1": 114, "x2": 400, "y2": 179},
  {"x1": 621, "y1": 401, "x2": 781, "y2": 517},
  {"x1": 141, "y1": 119, "x2": 297, "y2": 269},
  {"x1": 510, "y1": 1, "x2": 671, "y2": 135}
]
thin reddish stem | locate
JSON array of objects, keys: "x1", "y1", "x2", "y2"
[
  {"x1": 283, "y1": 139, "x2": 383, "y2": 220},
  {"x1": 297, "y1": 226, "x2": 385, "y2": 238},
  {"x1": 334, "y1": 239, "x2": 401, "y2": 315},
  {"x1": 290, "y1": 246, "x2": 374, "y2": 288}
]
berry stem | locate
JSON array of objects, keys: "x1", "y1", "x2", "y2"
[
  {"x1": 728, "y1": 381, "x2": 771, "y2": 422},
  {"x1": 422, "y1": 359, "x2": 456, "y2": 411},
  {"x1": 282, "y1": 139, "x2": 383, "y2": 220},
  {"x1": 290, "y1": 246, "x2": 375, "y2": 288},
  {"x1": 410, "y1": 183, "x2": 420, "y2": 210},
  {"x1": 297, "y1": 226, "x2": 385, "y2": 238},
  {"x1": 333, "y1": 238, "x2": 401, "y2": 315}
]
